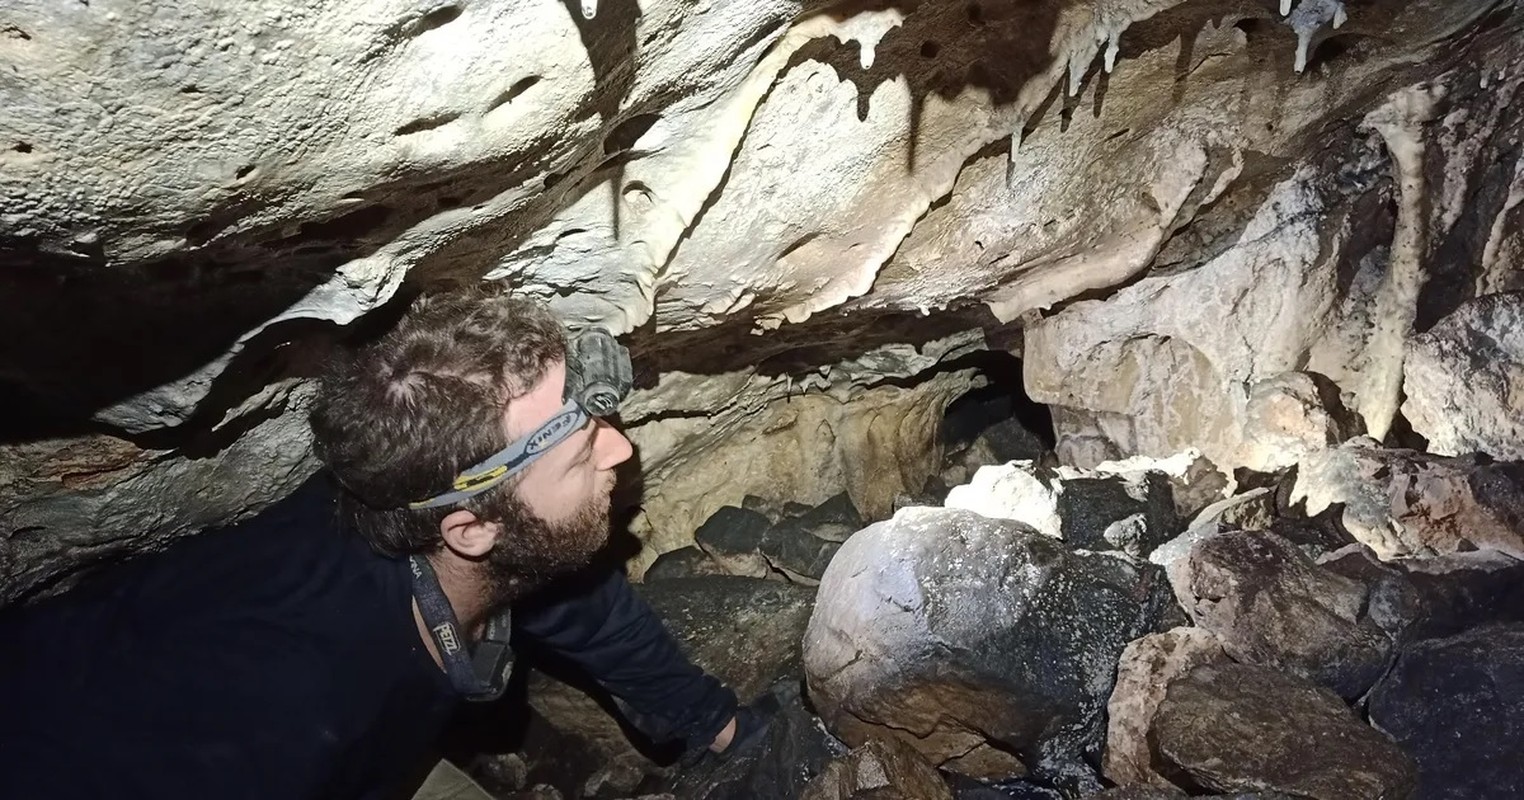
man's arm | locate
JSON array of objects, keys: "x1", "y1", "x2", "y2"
[{"x1": 513, "y1": 568, "x2": 738, "y2": 754}]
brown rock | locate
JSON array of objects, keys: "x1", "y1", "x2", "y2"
[
  {"x1": 800, "y1": 737, "x2": 953, "y2": 800},
  {"x1": 1153, "y1": 663, "x2": 1416, "y2": 800},
  {"x1": 1174, "y1": 530, "x2": 1393, "y2": 698},
  {"x1": 1102, "y1": 627, "x2": 1224, "y2": 789}
]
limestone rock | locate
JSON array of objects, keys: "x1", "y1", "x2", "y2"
[
  {"x1": 1102, "y1": 627, "x2": 1225, "y2": 789},
  {"x1": 1369, "y1": 624, "x2": 1524, "y2": 800},
  {"x1": 803, "y1": 507, "x2": 1176, "y2": 789},
  {"x1": 1172, "y1": 530, "x2": 1394, "y2": 698},
  {"x1": 1291, "y1": 440, "x2": 1524, "y2": 559},
  {"x1": 1403, "y1": 293, "x2": 1524, "y2": 460},
  {"x1": 1153, "y1": 663, "x2": 1417, "y2": 800},
  {"x1": 800, "y1": 737, "x2": 952, "y2": 800},
  {"x1": 1081, "y1": 790, "x2": 1297, "y2": 800},
  {"x1": 1240, "y1": 371, "x2": 1365, "y2": 472},
  {"x1": 944, "y1": 461, "x2": 1063, "y2": 537},
  {"x1": 0, "y1": 380, "x2": 319, "y2": 605}
]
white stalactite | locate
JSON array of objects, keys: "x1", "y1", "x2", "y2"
[
  {"x1": 1286, "y1": 0, "x2": 1347, "y2": 73},
  {"x1": 580, "y1": 0, "x2": 597, "y2": 20}
]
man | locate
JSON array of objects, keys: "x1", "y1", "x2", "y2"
[{"x1": 0, "y1": 285, "x2": 749, "y2": 799}]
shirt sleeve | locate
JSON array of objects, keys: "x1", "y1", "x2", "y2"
[{"x1": 513, "y1": 568, "x2": 738, "y2": 752}]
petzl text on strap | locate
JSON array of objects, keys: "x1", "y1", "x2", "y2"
[{"x1": 409, "y1": 555, "x2": 514, "y2": 702}]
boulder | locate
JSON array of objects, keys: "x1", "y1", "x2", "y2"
[
  {"x1": 803, "y1": 507, "x2": 1176, "y2": 790},
  {"x1": 693, "y1": 506, "x2": 773, "y2": 578},
  {"x1": 1291, "y1": 440, "x2": 1524, "y2": 559},
  {"x1": 758, "y1": 521, "x2": 840, "y2": 585},
  {"x1": 1369, "y1": 623, "x2": 1524, "y2": 800},
  {"x1": 1402, "y1": 293, "x2": 1524, "y2": 460},
  {"x1": 1081, "y1": 790, "x2": 1298, "y2": 800},
  {"x1": 1102, "y1": 627, "x2": 1225, "y2": 789},
  {"x1": 799, "y1": 737, "x2": 952, "y2": 800},
  {"x1": 1171, "y1": 530, "x2": 1393, "y2": 699},
  {"x1": 1153, "y1": 663, "x2": 1417, "y2": 799}
]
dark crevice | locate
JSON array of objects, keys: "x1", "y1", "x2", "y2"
[
  {"x1": 394, "y1": 113, "x2": 460, "y2": 137},
  {"x1": 486, "y1": 76, "x2": 542, "y2": 113}
]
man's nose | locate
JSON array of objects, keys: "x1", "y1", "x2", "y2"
[{"x1": 593, "y1": 418, "x2": 634, "y2": 470}]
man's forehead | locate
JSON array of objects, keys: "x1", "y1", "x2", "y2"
[{"x1": 502, "y1": 360, "x2": 568, "y2": 441}]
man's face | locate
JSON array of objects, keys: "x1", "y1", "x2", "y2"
[{"x1": 483, "y1": 359, "x2": 634, "y2": 584}]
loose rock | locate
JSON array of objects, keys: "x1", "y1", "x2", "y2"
[
  {"x1": 804, "y1": 507, "x2": 1176, "y2": 790},
  {"x1": 1291, "y1": 440, "x2": 1524, "y2": 559},
  {"x1": 1102, "y1": 627, "x2": 1224, "y2": 789},
  {"x1": 1369, "y1": 623, "x2": 1524, "y2": 800},
  {"x1": 799, "y1": 736, "x2": 952, "y2": 800},
  {"x1": 1153, "y1": 663, "x2": 1416, "y2": 799},
  {"x1": 1172, "y1": 530, "x2": 1393, "y2": 698}
]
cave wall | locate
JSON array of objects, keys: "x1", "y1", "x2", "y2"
[{"x1": 2, "y1": 0, "x2": 1521, "y2": 602}]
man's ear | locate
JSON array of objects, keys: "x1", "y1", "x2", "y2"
[{"x1": 438, "y1": 509, "x2": 502, "y2": 559}]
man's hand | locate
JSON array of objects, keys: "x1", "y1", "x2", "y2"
[{"x1": 708, "y1": 716, "x2": 738, "y2": 752}]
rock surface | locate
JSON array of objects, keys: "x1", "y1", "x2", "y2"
[
  {"x1": 1153, "y1": 663, "x2": 1417, "y2": 799},
  {"x1": 1369, "y1": 623, "x2": 1524, "y2": 800},
  {"x1": 1291, "y1": 440, "x2": 1524, "y2": 560},
  {"x1": 4, "y1": 0, "x2": 1523, "y2": 601},
  {"x1": 1403, "y1": 292, "x2": 1524, "y2": 460},
  {"x1": 799, "y1": 737, "x2": 952, "y2": 800},
  {"x1": 1171, "y1": 529, "x2": 1394, "y2": 698},
  {"x1": 1102, "y1": 627, "x2": 1224, "y2": 789},
  {"x1": 803, "y1": 507, "x2": 1175, "y2": 789}
]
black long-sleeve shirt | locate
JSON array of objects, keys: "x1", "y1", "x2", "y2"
[{"x1": 0, "y1": 475, "x2": 735, "y2": 799}]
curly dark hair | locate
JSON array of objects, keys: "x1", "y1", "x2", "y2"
[{"x1": 309, "y1": 284, "x2": 568, "y2": 557}]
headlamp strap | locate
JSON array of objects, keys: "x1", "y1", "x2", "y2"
[{"x1": 409, "y1": 555, "x2": 514, "y2": 702}]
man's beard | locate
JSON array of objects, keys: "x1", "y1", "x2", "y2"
[{"x1": 480, "y1": 488, "x2": 612, "y2": 608}]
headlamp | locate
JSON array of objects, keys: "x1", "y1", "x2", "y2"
[{"x1": 406, "y1": 327, "x2": 633, "y2": 510}]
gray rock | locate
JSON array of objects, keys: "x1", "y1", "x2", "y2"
[
  {"x1": 1397, "y1": 550, "x2": 1524, "y2": 640},
  {"x1": 803, "y1": 507, "x2": 1176, "y2": 791},
  {"x1": 1291, "y1": 440, "x2": 1524, "y2": 560},
  {"x1": 758, "y1": 520, "x2": 841, "y2": 584},
  {"x1": 1369, "y1": 623, "x2": 1524, "y2": 800},
  {"x1": 1173, "y1": 530, "x2": 1394, "y2": 699},
  {"x1": 1403, "y1": 292, "x2": 1524, "y2": 460},
  {"x1": 643, "y1": 547, "x2": 728, "y2": 581},
  {"x1": 1154, "y1": 663, "x2": 1417, "y2": 800},
  {"x1": 694, "y1": 506, "x2": 773, "y2": 578}
]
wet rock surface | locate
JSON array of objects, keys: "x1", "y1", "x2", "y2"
[
  {"x1": 803, "y1": 506, "x2": 1176, "y2": 791},
  {"x1": 1152, "y1": 662, "x2": 1417, "y2": 800},
  {"x1": 1368, "y1": 623, "x2": 1524, "y2": 800}
]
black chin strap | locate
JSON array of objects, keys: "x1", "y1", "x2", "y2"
[{"x1": 409, "y1": 556, "x2": 514, "y2": 702}]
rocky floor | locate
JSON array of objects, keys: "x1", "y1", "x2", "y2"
[{"x1": 451, "y1": 412, "x2": 1524, "y2": 800}]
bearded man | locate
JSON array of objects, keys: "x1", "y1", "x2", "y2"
[{"x1": 0, "y1": 285, "x2": 752, "y2": 800}]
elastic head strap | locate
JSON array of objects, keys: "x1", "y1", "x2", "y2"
[{"x1": 407, "y1": 401, "x2": 588, "y2": 509}]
